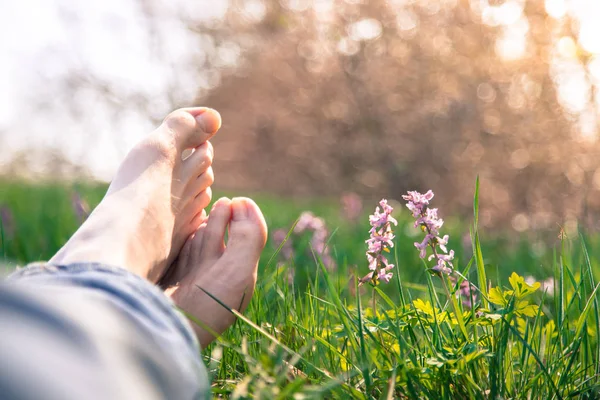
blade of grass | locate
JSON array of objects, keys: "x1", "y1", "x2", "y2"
[
  {"x1": 472, "y1": 178, "x2": 488, "y2": 309},
  {"x1": 355, "y1": 279, "x2": 373, "y2": 395},
  {"x1": 505, "y1": 316, "x2": 563, "y2": 400},
  {"x1": 579, "y1": 232, "x2": 600, "y2": 376},
  {"x1": 199, "y1": 285, "x2": 370, "y2": 398}
]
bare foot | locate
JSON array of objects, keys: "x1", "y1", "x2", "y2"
[
  {"x1": 162, "y1": 197, "x2": 267, "y2": 347},
  {"x1": 50, "y1": 107, "x2": 221, "y2": 282}
]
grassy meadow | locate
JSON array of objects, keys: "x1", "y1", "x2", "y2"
[{"x1": 2, "y1": 179, "x2": 600, "y2": 399}]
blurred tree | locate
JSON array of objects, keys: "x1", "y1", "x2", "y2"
[
  {"x1": 191, "y1": 0, "x2": 600, "y2": 230},
  {"x1": 3, "y1": 0, "x2": 599, "y2": 231}
]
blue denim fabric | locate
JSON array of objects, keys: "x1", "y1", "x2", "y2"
[{"x1": 0, "y1": 263, "x2": 209, "y2": 400}]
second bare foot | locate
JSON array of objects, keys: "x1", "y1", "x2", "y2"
[{"x1": 162, "y1": 197, "x2": 267, "y2": 347}]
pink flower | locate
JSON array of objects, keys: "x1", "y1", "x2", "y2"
[
  {"x1": 542, "y1": 278, "x2": 555, "y2": 296},
  {"x1": 291, "y1": 211, "x2": 336, "y2": 271},
  {"x1": 0, "y1": 205, "x2": 14, "y2": 238},
  {"x1": 414, "y1": 234, "x2": 434, "y2": 259},
  {"x1": 341, "y1": 192, "x2": 363, "y2": 222},
  {"x1": 430, "y1": 250, "x2": 454, "y2": 266},
  {"x1": 359, "y1": 271, "x2": 375, "y2": 285},
  {"x1": 404, "y1": 190, "x2": 453, "y2": 276},
  {"x1": 525, "y1": 276, "x2": 555, "y2": 296},
  {"x1": 457, "y1": 279, "x2": 477, "y2": 308},
  {"x1": 369, "y1": 199, "x2": 398, "y2": 229},
  {"x1": 402, "y1": 190, "x2": 434, "y2": 217},
  {"x1": 294, "y1": 212, "x2": 315, "y2": 233},
  {"x1": 71, "y1": 191, "x2": 90, "y2": 224},
  {"x1": 415, "y1": 208, "x2": 444, "y2": 235},
  {"x1": 377, "y1": 268, "x2": 394, "y2": 283},
  {"x1": 361, "y1": 199, "x2": 396, "y2": 286},
  {"x1": 437, "y1": 235, "x2": 449, "y2": 253},
  {"x1": 273, "y1": 229, "x2": 294, "y2": 259},
  {"x1": 430, "y1": 250, "x2": 454, "y2": 274}
]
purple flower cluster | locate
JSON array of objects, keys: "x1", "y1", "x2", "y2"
[
  {"x1": 403, "y1": 190, "x2": 454, "y2": 275},
  {"x1": 404, "y1": 190, "x2": 478, "y2": 308},
  {"x1": 272, "y1": 211, "x2": 337, "y2": 284},
  {"x1": 525, "y1": 276, "x2": 555, "y2": 296},
  {"x1": 454, "y1": 278, "x2": 476, "y2": 308},
  {"x1": 360, "y1": 199, "x2": 397, "y2": 286},
  {"x1": 340, "y1": 192, "x2": 363, "y2": 223},
  {"x1": 273, "y1": 229, "x2": 294, "y2": 260},
  {"x1": 71, "y1": 191, "x2": 90, "y2": 224},
  {"x1": 272, "y1": 228, "x2": 295, "y2": 283},
  {"x1": 294, "y1": 211, "x2": 335, "y2": 270},
  {"x1": 0, "y1": 205, "x2": 14, "y2": 238}
]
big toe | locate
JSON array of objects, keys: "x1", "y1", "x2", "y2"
[
  {"x1": 222, "y1": 197, "x2": 267, "y2": 269},
  {"x1": 162, "y1": 107, "x2": 222, "y2": 150}
]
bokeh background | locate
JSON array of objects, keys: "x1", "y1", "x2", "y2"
[{"x1": 1, "y1": 0, "x2": 600, "y2": 233}]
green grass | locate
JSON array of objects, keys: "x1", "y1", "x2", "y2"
[{"x1": 1, "y1": 179, "x2": 600, "y2": 398}]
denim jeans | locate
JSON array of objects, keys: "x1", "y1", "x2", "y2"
[{"x1": 0, "y1": 263, "x2": 209, "y2": 400}]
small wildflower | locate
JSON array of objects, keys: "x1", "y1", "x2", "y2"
[
  {"x1": 405, "y1": 190, "x2": 478, "y2": 308},
  {"x1": 71, "y1": 191, "x2": 90, "y2": 224},
  {"x1": 360, "y1": 199, "x2": 396, "y2": 286},
  {"x1": 403, "y1": 190, "x2": 434, "y2": 217},
  {"x1": 542, "y1": 277, "x2": 555, "y2": 296},
  {"x1": 455, "y1": 278, "x2": 477, "y2": 308},
  {"x1": 0, "y1": 205, "x2": 14, "y2": 238},
  {"x1": 295, "y1": 212, "x2": 318, "y2": 233},
  {"x1": 403, "y1": 190, "x2": 454, "y2": 275},
  {"x1": 524, "y1": 276, "x2": 536, "y2": 286},
  {"x1": 377, "y1": 264, "x2": 394, "y2": 283},
  {"x1": 341, "y1": 192, "x2": 363, "y2": 222},
  {"x1": 272, "y1": 229, "x2": 295, "y2": 283},
  {"x1": 437, "y1": 235, "x2": 449, "y2": 253},
  {"x1": 272, "y1": 229, "x2": 294, "y2": 260},
  {"x1": 525, "y1": 276, "x2": 555, "y2": 296},
  {"x1": 430, "y1": 250, "x2": 455, "y2": 274},
  {"x1": 415, "y1": 234, "x2": 434, "y2": 259},
  {"x1": 293, "y1": 211, "x2": 336, "y2": 271}
]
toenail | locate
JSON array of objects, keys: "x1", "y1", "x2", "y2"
[
  {"x1": 196, "y1": 109, "x2": 221, "y2": 135},
  {"x1": 211, "y1": 197, "x2": 229, "y2": 210},
  {"x1": 232, "y1": 198, "x2": 249, "y2": 220}
]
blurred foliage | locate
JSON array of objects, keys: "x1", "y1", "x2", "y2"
[
  {"x1": 1, "y1": 179, "x2": 597, "y2": 287},
  {"x1": 2, "y1": 0, "x2": 600, "y2": 234},
  {"x1": 190, "y1": 0, "x2": 600, "y2": 231}
]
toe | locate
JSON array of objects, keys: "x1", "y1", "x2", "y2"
[
  {"x1": 170, "y1": 235, "x2": 193, "y2": 283},
  {"x1": 200, "y1": 197, "x2": 232, "y2": 261},
  {"x1": 162, "y1": 222, "x2": 206, "y2": 288},
  {"x1": 189, "y1": 167, "x2": 215, "y2": 196},
  {"x1": 223, "y1": 197, "x2": 268, "y2": 267},
  {"x1": 183, "y1": 141, "x2": 213, "y2": 177},
  {"x1": 188, "y1": 188, "x2": 212, "y2": 216},
  {"x1": 162, "y1": 107, "x2": 221, "y2": 151},
  {"x1": 189, "y1": 209, "x2": 208, "y2": 232}
]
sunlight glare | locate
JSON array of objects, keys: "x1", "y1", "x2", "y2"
[
  {"x1": 555, "y1": 64, "x2": 590, "y2": 114},
  {"x1": 241, "y1": 0, "x2": 266, "y2": 23},
  {"x1": 545, "y1": 0, "x2": 567, "y2": 19},
  {"x1": 578, "y1": 22, "x2": 600, "y2": 54},
  {"x1": 557, "y1": 36, "x2": 578, "y2": 59},
  {"x1": 589, "y1": 57, "x2": 600, "y2": 84},
  {"x1": 481, "y1": 0, "x2": 524, "y2": 27},
  {"x1": 349, "y1": 19, "x2": 383, "y2": 41},
  {"x1": 495, "y1": 17, "x2": 528, "y2": 60}
]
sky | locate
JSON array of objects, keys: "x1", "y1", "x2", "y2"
[
  {"x1": 0, "y1": 0, "x2": 599, "y2": 180},
  {"x1": 0, "y1": 0, "x2": 230, "y2": 180}
]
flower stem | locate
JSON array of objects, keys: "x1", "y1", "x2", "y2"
[
  {"x1": 440, "y1": 274, "x2": 469, "y2": 339},
  {"x1": 371, "y1": 288, "x2": 377, "y2": 320}
]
